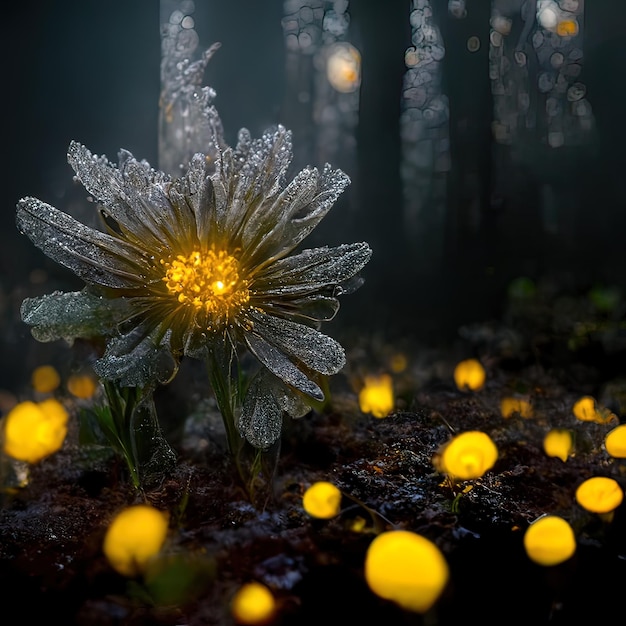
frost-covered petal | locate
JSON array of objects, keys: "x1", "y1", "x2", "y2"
[
  {"x1": 94, "y1": 325, "x2": 178, "y2": 387},
  {"x1": 248, "y1": 310, "x2": 345, "y2": 376},
  {"x1": 212, "y1": 126, "x2": 293, "y2": 241},
  {"x1": 168, "y1": 153, "x2": 216, "y2": 243},
  {"x1": 20, "y1": 290, "x2": 135, "y2": 343},
  {"x1": 16, "y1": 197, "x2": 153, "y2": 289},
  {"x1": 117, "y1": 154, "x2": 192, "y2": 249},
  {"x1": 67, "y1": 142, "x2": 164, "y2": 246},
  {"x1": 245, "y1": 166, "x2": 351, "y2": 264},
  {"x1": 239, "y1": 372, "x2": 284, "y2": 449},
  {"x1": 253, "y1": 242, "x2": 372, "y2": 296},
  {"x1": 244, "y1": 332, "x2": 324, "y2": 401},
  {"x1": 268, "y1": 295, "x2": 341, "y2": 324}
]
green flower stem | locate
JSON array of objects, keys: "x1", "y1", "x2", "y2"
[
  {"x1": 102, "y1": 381, "x2": 142, "y2": 489},
  {"x1": 206, "y1": 344, "x2": 274, "y2": 505},
  {"x1": 206, "y1": 344, "x2": 240, "y2": 455},
  {"x1": 100, "y1": 381, "x2": 176, "y2": 490}
]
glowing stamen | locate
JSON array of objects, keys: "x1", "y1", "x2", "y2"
[{"x1": 161, "y1": 249, "x2": 250, "y2": 323}]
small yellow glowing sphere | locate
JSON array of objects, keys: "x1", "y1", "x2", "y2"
[
  {"x1": 438, "y1": 430, "x2": 498, "y2": 480},
  {"x1": 500, "y1": 396, "x2": 533, "y2": 418},
  {"x1": 67, "y1": 373, "x2": 98, "y2": 399},
  {"x1": 575, "y1": 476, "x2": 624, "y2": 514},
  {"x1": 604, "y1": 424, "x2": 626, "y2": 458},
  {"x1": 3, "y1": 399, "x2": 69, "y2": 464},
  {"x1": 358, "y1": 374, "x2": 394, "y2": 418},
  {"x1": 453, "y1": 359, "x2": 486, "y2": 391},
  {"x1": 364, "y1": 530, "x2": 449, "y2": 613},
  {"x1": 523, "y1": 515, "x2": 576, "y2": 566},
  {"x1": 103, "y1": 505, "x2": 169, "y2": 577},
  {"x1": 302, "y1": 481, "x2": 342, "y2": 519},
  {"x1": 572, "y1": 395, "x2": 596, "y2": 421},
  {"x1": 231, "y1": 581, "x2": 276, "y2": 625},
  {"x1": 31, "y1": 365, "x2": 61, "y2": 394},
  {"x1": 543, "y1": 429, "x2": 573, "y2": 462}
]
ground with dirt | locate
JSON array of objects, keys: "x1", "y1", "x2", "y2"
[{"x1": 1, "y1": 283, "x2": 626, "y2": 626}]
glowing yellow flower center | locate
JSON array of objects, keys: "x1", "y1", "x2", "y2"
[{"x1": 162, "y1": 249, "x2": 250, "y2": 319}]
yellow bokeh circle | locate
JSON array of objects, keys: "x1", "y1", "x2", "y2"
[
  {"x1": 302, "y1": 481, "x2": 342, "y2": 519},
  {"x1": 231, "y1": 581, "x2": 276, "y2": 625},
  {"x1": 575, "y1": 476, "x2": 624, "y2": 514},
  {"x1": 523, "y1": 515, "x2": 576, "y2": 566},
  {"x1": 453, "y1": 359, "x2": 486, "y2": 391},
  {"x1": 103, "y1": 504, "x2": 169, "y2": 577},
  {"x1": 364, "y1": 529, "x2": 449, "y2": 613}
]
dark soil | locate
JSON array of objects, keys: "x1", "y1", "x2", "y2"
[{"x1": 1, "y1": 286, "x2": 626, "y2": 626}]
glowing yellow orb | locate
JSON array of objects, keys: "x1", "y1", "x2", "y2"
[
  {"x1": 523, "y1": 515, "x2": 576, "y2": 566},
  {"x1": 364, "y1": 530, "x2": 449, "y2": 613},
  {"x1": 604, "y1": 424, "x2": 626, "y2": 458},
  {"x1": 231, "y1": 581, "x2": 276, "y2": 625},
  {"x1": 438, "y1": 430, "x2": 498, "y2": 480},
  {"x1": 31, "y1": 365, "x2": 61, "y2": 394},
  {"x1": 453, "y1": 359, "x2": 486, "y2": 391},
  {"x1": 67, "y1": 373, "x2": 98, "y2": 399},
  {"x1": 575, "y1": 476, "x2": 624, "y2": 514},
  {"x1": 103, "y1": 505, "x2": 169, "y2": 577},
  {"x1": 302, "y1": 481, "x2": 342, "y2": 519},
  {"x1": 3, "y1": 399, "x2": 69, "y2": 463},
  {"x1": 543, "y1": 429, "x2": 573, "y2": 462},
  {"x1": 358, "y1": 374, "x2": 394, "y2": 418}
]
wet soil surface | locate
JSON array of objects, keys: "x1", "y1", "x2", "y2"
[{"x1": 1, "y1": 289, "x2": 626, "y2": 626}]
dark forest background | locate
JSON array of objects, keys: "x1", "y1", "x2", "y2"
[{"x1": 3, "y1": 1, "x2": 626, "y2": 392}]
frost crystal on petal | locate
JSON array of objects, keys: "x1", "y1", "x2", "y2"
[
  {"x1": 239, "y1": 373, "x2": 284, "y2": 449},
  {"x1": 20, "y1": 290, "x2": 134, "y2": 343},
  {"x1": 94, "y1": 325, "x2": 178, "y2": 387},
  {"x1": 16, "y1": 197, "x2": 152, "y2": 288},
  {"x1": 249, "y1": 310, "x2": 346, "y2": 376},
  {"x1": 254, "y1": 242, "x2": 372, "y2": 296},
  {"x1": 244, "y1": 332, "x2": 325, "y2": 401}
]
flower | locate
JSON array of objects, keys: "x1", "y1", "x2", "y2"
[
  {"x1": 358, "y1": 373, "x2": 394, "y2": 418},
  {"x1": 302, "y1": 481, "x2": 342, "y2": 519},
  {"x1": 364, "y1": 530, "x2": 449, "y2": 613},
  {"x1": 453, "y1": 358, "x2": 486, "y2": 391},
  {"x1": 435, "y1": 430, "x2": 498, "y2": 480},
  {"x1": 543, "y1": 428, "x2": 573, "y2": 462},
  {"x1": 16, "y1": 127, "x2": 371, "y2": 449},
  {"x1": 3, "y1": 399, "x2": 69, "y2": 464},
  {"x1": 231, "y1": 582, "x2": 276, "y2": 625},
  {"x1": 103, "y1": 504, "x2": 169, "y2": 577},
  {"x1": 523, "y1": 515, "x2": 576, "y2": 566},
  {"x1": 604, "y1": 424, "x2": 626, "y2": 458},
  {"x1": 575, "y1": 476, "x2": 624, "y2": 515}
]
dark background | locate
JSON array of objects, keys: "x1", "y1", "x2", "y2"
[{"x1": 3, "y1": 0, "x2": 626, "y2": 392}]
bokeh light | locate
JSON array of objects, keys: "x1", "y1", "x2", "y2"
[
  {"x1": 364, "y1": 529, "x2": 449, "y2": 613},
  {"x1": 231, "y1": 581, "x2": 276, "y2": 625},
  {"x1": 103, "y1": 504, "x2": 169, "y2": 577},
  {"x1": 302, "y1": 481, "x2": 342, "y2": 519},
  {"x1": 326, "y1": 42, "x2": 361, "y2": 93},
  {"x1": 437, "y1": 430, "x2": 498, "y2": 480},
  {"x1": 523, "y1": 515, "x2": 576, "y2": 566},
  {"x1": 3, "y1": 399, "x2": 69, "y2": 464},
  {"x1": 358, "y1": 374, "x2": 394, "y2": 418}
]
